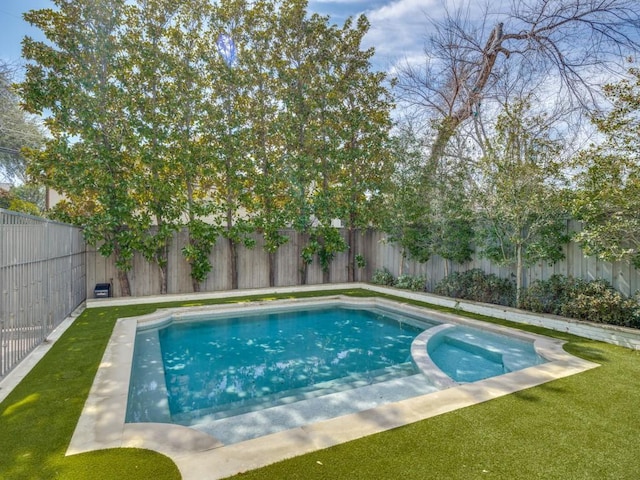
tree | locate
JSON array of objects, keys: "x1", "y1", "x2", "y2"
[
  {"x1": 275, "y1": 1, "x2": 394, "y2": 284},
  {"x1": 396, "y1": 0, "x2": 640, "y2": 165},
  {"x1": 572, "y1": 67, "x2": 640, "y2": 268},
  {"x1": 383, "y1": 128, "x2": 433, "y2": 267},
  {"x1": 275, "y1": 3, "x2": 332, "y2": 284},
  {"x1": 474, "y1": 100, "x2": 569, "y2": 305},
  {"x1": 292, "y1": 15, "x2": 348, "y2": 285},
  {"x1": 20, "y1": 0, "x2": 395, "y2": 294},
  {"x1": 20, "y1": 0, "x2": 142, "y2": 296},
  {"x1": 0, "y1": 61, "x2": 45, "y2": 185},
  {"x1": 0, "y1": 185, "x2": 40, "y2": 215},
  {"x1": 199, "y1": 0, "x2": 259, "y2": 290},
  {"x1": 327, "y1": 15, "x2": 395, "y2": 282},
  {"x1": 241, "y1": 0, "x2": 290, "y2": 287},
  {"x1": 123, "y1": 0, "x2": 195, "y2": 294},
  {"x1": 384, "y1": 124, "x2": 474, "y2": 276}
]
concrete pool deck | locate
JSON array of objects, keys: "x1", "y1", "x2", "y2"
[{"x1": 64, "y1": 288, "x2": 599, "y2": 480}]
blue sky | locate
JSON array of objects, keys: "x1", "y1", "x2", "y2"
[
  {"x1": 0, "y1": 0, "x2": 452, "y2": 73},
  {"x1": 0, "y1": 0, "x2": 53, "y2": 64}
]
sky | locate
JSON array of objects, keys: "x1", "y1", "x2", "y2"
[
  {"x1": 0, "y1": 0, "x2": 459, "y2": 74},
  {"x1": 0, "y1": 0, "x2": 52, "y2": 64}
]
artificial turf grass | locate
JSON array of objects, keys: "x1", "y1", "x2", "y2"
[
  {"x1": 1, "y1": 288, "x2": 638, "y2": 479},
  {"x1": 0, "y1": 303, "x2": 182, "y2": 480},
  {"x1": 0, "y1": 289, "x2": 364, "y2": 479},
  {"x1": 228, "y1": 339, "x2": 640, "y2": 480}
]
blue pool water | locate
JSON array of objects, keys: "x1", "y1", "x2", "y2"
[
  {"x1": 125, "y1": 303, "x2": 547, "y2": 428},
  {"x1": 126, "y1": 306, "x2": 430, "y2": 423},
  {"x1": 428, "y1": 326, "x2": 546, "y2": 383}
]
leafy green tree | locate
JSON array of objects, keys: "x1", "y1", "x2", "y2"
[
  {"x1": 19, "y1": 0, "x2": 396, "y2": 295},
  {"x1": 168, "y1": 1, "x2": 219, "y2": 292},
  {"x1": 384, "y1": 127, "x2": 474, "y2": 274},
  {"x1": 0, "y1": 186, "x2": 40, "y2": 215},
  {"x1": 295, "y1": 15, "x2": 347, "y2": 284},
  {"x1": 8, "y1": 184, "x2": 45, "y2": 212},
  {"x1": 276, "y1": 7, "x2": 395, "y2": 284},
  {"x1": 429, "y1": 183, "x2": 475, "y2": 274},
  {"x1": 201, "y1": 0, "x2": 258, "y2": 290},
  {"x1": 383, "y1": 129, "x2": 432, "y2": 265},
  {"x1": 20, "y1": 0, "x2": 141, "y2": 296},
  {"x1": 123, "y1": 0, "x2": 194, "y2": 294},
  {"x1": 328, "y1": 15, "x2": 395, "y2": 282},
  {"x1": 241, "y1": 0, "x2": 290, "y2": 287},
  {"x1": 275, "y1": 2, "x2": 329, "y2": 284},
  {"x1": 263, "y1": 2, "x2": 393, "y2": 284},
  {"x1": 474, "y1": 101, "x2": 569, "y2": 305},
  {"x1": 572, "y1": 67, "x2": 640, "y2": 268}
]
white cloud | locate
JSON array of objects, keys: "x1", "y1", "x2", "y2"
[
  {"x1": 362, "y1": 0, "x2": 511, "y2": 73},
  {"x1": 361, "y1": 0, "x2": 441, "y2": 72},
  {"x1": 311, "y1": 0, "x2": 370, "y2": 3},
  {"x1": 307, "y1": 0, "x2": 512, "y2": 73},
  {"x1": 366, "y1": 0, "x2": 439, "y2": 21}
]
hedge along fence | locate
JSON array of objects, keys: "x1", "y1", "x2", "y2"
[{"x1": 87, "y1": 222, "x2": 640, "y2": 298}]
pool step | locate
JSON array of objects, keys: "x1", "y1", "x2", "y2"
[
  {"x1": 171, "y1": 362, "x2": 418, "y2": 422},
  {"x1": 125, "y1": 329, "x2": 171, "y2": 423}
]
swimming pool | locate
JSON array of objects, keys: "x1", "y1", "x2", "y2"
[
  {"x1": 69, "y1": 290, "x2": 599, "y2": 479},
  {"x1": 127, "y1": 306, "x2": 431, "y2": 425},
  {"x1": 125, "y1": 298, "x2": 546, "y2": 440}
]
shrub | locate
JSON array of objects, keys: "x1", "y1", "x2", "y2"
[
  {"x1": 559, "y1": 279, "x2": 640, "y2": 328},
  {"x1": 521, "y1": 275, "x2": 640, "y2": 328},
  {"x1": 396, "y1": 274, "x2": 427, "y2": 292},
  {"x1": 434, "y1": 269, "x2": 516, "y2": 307},
  {"x1": 520, "y1": 274, "x2": 583, "y2": 315},
  {"x1": 371, "y1": 268, "x2": 395, "y2": 286}
]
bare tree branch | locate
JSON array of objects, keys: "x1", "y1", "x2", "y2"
[{"x1": 396, "y1": 0, "x2": 640, "y2": 165}]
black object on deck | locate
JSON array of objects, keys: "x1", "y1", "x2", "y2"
[{"x1": 94, "y1": 283, "x2": 112, "y2": 298}]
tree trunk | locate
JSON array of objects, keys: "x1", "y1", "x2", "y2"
[
  {"x1": 427, "y1": 23, "x2": 506, "y2": 166},
  {"x1": 155, "y1": 222, "x2": 169, "y2": 295},
  {"x1": 300, "y1": 260, "x2": 309, "y2": 285},
  {"x1": 298, "y1": 232, "x2": 309, "y2": 285},
  {"x1": 229, "y1": 237, "x2": 238, "y2": 290},
  {"x1": 428, "y1": 116, "x2": 460, "y2": 166},
  {"x1": 516, "y1": 243, "x2": 523, "y2": 308},
  {"x1": 159, "y1": 259, "x2": 168, "y2": 295},
  {"x1": 113, "y1": 242, "x2": 131, "y2": 297},
  {"x1": 347, "y1": 225, "x2": 356, "y2": 282},
  {"x1": 117, "y1": 268, "x2": 131, "y2": 297},
  {"x1": 268, "y1": 251, "x2": 276, "y2": 287},
  {"x1": 319, "y1": 235, "x2": 330, "y2": 284}
]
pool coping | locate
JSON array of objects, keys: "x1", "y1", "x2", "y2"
[{"x1": 67, "y1": 294, "x2": 599, "y2": 480}]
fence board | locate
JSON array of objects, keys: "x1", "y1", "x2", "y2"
[
  {"x1": 84, "y1": 224, "x2": 640, "y2": 299},
  {"x1": 4, "y1": 211, "x2": 640, "y2": 379}
]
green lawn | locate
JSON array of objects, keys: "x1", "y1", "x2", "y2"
[{"x1": 1, "y1": 289, "x2": 638, "y2": 479}]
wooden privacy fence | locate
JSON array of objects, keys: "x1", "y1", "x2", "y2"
[
  {"x1": 3, "y1": 212, "x2": 636, "y2": 376},
  {"x1": 88, "y1": 224, "x2": 640, "y2": 298},
  {"x1": 0, "y1": 209, "x2": 86, "y2": 378}
]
